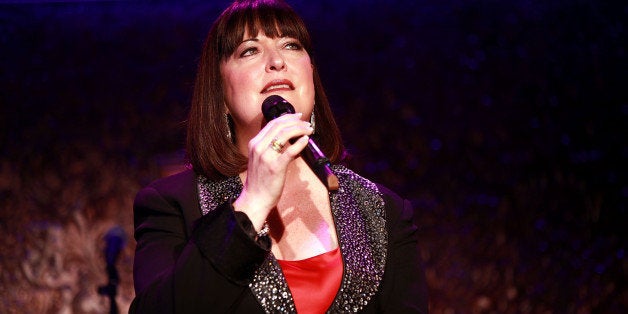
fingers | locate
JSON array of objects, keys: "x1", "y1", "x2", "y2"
[
  {"x1": 235, "y1": 113, "x2": 312, "y2": 225},
  {"x1": 254, "y1": 112, "x2": 304, "y2": 142},
  {"x1": 269, "y1": 138, "x2": 286, "y2": 153},
  {"x1": 282, "y1": 134, "x2": 309, "y2": 157},
  {"x1": 251, "y1": 112, "x2": 313, "y2": 158}
]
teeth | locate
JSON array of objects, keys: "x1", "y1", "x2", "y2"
[{"x1": 265, "y1": 84, "x2": 290, "y2": 92}]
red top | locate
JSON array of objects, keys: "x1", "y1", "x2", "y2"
[{"x1": 277, "y1": 247, "x2": 343, "y2": 314}]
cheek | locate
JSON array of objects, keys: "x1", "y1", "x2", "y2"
[
  {"x1": 222, "y1": 72, "x2": 246, "y2": 109},
  {"x1": 222, "y1": 71, "x2": 241, "y2": 101},
  {"x1": 301, "y1": 62, "x2": 315, "y2": 100},
  {"x1": 222, "y1": 72, "x2": 261, "y2": 125}
]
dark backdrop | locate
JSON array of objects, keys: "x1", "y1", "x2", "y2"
[{"x1": 1, "y1": 0, "x2": 626, "y2": 312}]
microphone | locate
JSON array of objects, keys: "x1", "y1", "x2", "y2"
[
  {"x1": 262, "y1": 95, "x2": 339, "y2": 191},
  {"x1": 104, "y1": 225, "x2": 126, "y2": 266},
  {"x1": 98, "y1": 226, "x2": 126, "y2": 314}
]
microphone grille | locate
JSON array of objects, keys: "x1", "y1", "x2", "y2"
[{"x1": 262, "y1": 95, "x2": 295, "y2": 121}]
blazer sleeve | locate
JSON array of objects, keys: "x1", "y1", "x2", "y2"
[
  {"x1": 130, "y1": 178, "x2": 270, "y2": 313},
  {"x1": 376, "y1": 185, "x2": 429, "y2": 313}
]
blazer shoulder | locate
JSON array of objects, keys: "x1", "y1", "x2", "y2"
[
  {"x1": 144, "y1": 169, "x2": 198, "y2": 198},
  {"x1": 374, "y1": 183, "x2": 413, "y2": 226},
  {"x1": 375, "y1": 184, "x2": 403, "y2": 203},
  {"x1": 134, "y1": 169, "x2": 202, "y2": 235}
]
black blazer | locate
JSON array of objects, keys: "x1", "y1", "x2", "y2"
[{"x1": 130, "y1": 168, "x2": 428, "y2": 313}]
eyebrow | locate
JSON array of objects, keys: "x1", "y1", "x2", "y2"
[
  {"x1": 240, "y1": 38, "x2": 259, "y2": 45},
  {"x1": 239, "y1": 33, "x2": 292, "y2": 45}
]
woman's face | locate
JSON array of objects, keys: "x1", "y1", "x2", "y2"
[{"x1": 220, "y1": 29, "x2": 315, "y2": 146}]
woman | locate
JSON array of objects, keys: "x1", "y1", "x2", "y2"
[{"x1": 130, "y1": 0, "x2": 428, "y2": 313}]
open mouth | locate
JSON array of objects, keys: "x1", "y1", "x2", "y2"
[{"x1": 261, "y1": 80, "x2": 294, "y2": 93}]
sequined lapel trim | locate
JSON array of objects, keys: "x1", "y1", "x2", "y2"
[
  {"x1": 196, "y1": 165, "x2": 387, "y2": 313},
  {"x1": 197, "y1": 175, "x2": 296, "y2": 313},
  {"x1": 327, "y1": 165, "x2": 387, "y2": 313},
  {"x1": 249, "y1": 257, "x2": 297, "y2": 313}
]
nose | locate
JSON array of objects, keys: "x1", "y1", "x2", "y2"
[{"x1": 266, "y1": 49, "x2": 286, "y2": 72}]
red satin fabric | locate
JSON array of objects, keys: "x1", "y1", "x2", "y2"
[{"x1": 277, "y1": 247, "x2": 343, "y2": 314}]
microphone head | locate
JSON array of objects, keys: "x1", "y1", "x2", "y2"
[
  {"x1": 103, "y1": 225, "x2": 127, "y2": 265},
  {"x1": 262, "y1": 95, "x2": 295, "y2": 121}
]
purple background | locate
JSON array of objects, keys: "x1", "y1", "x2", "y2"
[{"x1": 1, "y1": 0, "x2": 626, "y2": 312}]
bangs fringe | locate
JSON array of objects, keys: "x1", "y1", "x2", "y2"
[{"x1": 217, "y1": 0, "x2": 311, "y2": 60}]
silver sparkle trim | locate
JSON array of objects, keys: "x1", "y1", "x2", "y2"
[{"x1": 196, "y1": 165, "x2": 387, "y2": 313}]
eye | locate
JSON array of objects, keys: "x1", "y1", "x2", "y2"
[
  {"x1": 239, "y1": 47, "x2": 258, "y2": 58},
  {"x1": 284, "y1": 41, "x2": 303, "y2": 50}
]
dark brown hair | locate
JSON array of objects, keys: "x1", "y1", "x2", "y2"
[{"x1": 187, "y1": 0, "x2": 345, "y2": 179}]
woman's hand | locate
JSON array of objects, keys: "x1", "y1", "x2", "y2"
[{"x1": 233, "y1": 112, "x2": 313, "y2": 231}]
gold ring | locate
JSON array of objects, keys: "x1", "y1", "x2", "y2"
[{"x1": 269, "y1": 138, "x2": 285, "y2": 153}]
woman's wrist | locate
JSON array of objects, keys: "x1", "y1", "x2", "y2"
[
  {"x1": 256, "y1": 221, "x2": 270, "y2": 238},
  {"x1": 232, "y1": 209, "x2": 271, "y2": 248},
  {"x1": 234, "y1": 204, "x2": 269, "y2": 239},
  {"x1": 232, "y1": 192, "x2": 270, "y2": 231}
]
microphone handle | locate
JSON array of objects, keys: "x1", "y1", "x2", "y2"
[
  {"x1": 261, "y1": 95, "x2": 338, "y2": 190},
  {"x1": 301, "y1": 138, "x2": 339, "y2": 191}
]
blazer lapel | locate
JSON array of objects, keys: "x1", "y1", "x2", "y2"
[
  {"x1": 326, "y1": 165, "x2": 387, "y2": 313},
  {"x1": 196, "y1": 165, "x2": 387, "y2": 314}
]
